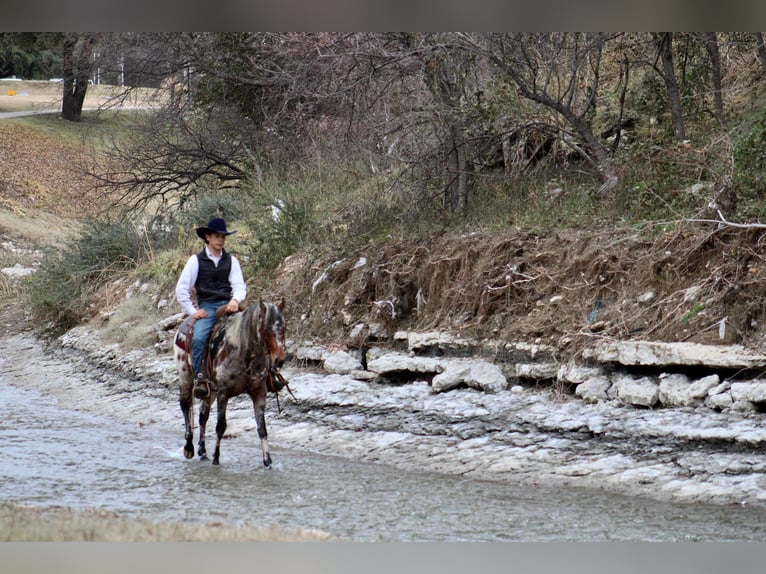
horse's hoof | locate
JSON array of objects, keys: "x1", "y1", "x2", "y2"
[
  {"x1": 263, "y1": 454, "x2": 272, "y2": 468},
  {"x1": 200, "y1": 454, "x2": 209, "y2": 461},
  {"x1": 183, "y1": 448, "x2": 194, "y2": 459},
  {"x1": 212, "y1": 458, "x2": 220, "y2": 466}
]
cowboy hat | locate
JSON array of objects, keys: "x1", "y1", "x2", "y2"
[{"x1": 196, "y1": 217, "x2": 238, "y2": 239}]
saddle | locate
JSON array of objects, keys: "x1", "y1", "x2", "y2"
[{"x1": 174, "y1": 305, "x2": 242, "y2": 378}]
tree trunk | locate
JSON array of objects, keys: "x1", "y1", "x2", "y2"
[
  {"x1": 703, "y1": 32, "x2": 724, "y2": 122},
  {"x1": 61, "y1": 33, "x2": 97, "y2": 122},
  {"x1": 756, "y1": 32, "x2": 766, "y2": 74},
  {"x1": 445, "y1": 123, "x2": 469, "y2": 213},
  {"x1": 657, "y1": 33, "x2": 686, "y2": 140}
]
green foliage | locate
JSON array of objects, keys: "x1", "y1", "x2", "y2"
[
  {"x1": 175, "y1": 189, "x2": 250, "y2": 229},
  {"x1": 681, "y1": 302, "x2": 704, "y2": 325},
  {"x1": 0, "y1": 32, "x2": 63, "y2": 79},
  {"x1": 27, "y1": 220, "x2": 155, "y2": 336},
  {"x1": 240, "y1": 177, "x2": 319, "y2": 273},
  {"x1": 733, "y1": 112, "x2": 766, "y2": 200}
]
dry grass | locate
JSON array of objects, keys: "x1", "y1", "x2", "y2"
[
  {"x1": 0, "y1": 80, "x2": 162, "y2": 114},
  {"x1": 0, "y1": 501, "x2": 338, "y2": 541}
]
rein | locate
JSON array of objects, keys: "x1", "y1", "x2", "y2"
[
  {"x1": 267, "y1": 365, "x2": 296, "y2": 414},
  {"x1": 254, "y1": 304, "x2": 295, "y2": 414}
]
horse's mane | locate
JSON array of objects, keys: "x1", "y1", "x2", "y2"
[{"x1": 223, "y1": 303, "x2": 263, "y2": 352}]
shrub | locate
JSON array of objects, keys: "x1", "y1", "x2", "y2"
[
  {"x1": 27, "y1": 220, "x2": 152, "y2": 336},
  {"x1": 241, "y1": 177, "x2": 319, "y2": 273}
]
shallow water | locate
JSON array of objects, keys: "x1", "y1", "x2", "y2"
[{"x1": 3, "y1": 381, "x2": 766, "y2": 541}]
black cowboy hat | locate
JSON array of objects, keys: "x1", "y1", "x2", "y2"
[{"x1": 196, "y1": 217, "x2": 238, "y2": 239}]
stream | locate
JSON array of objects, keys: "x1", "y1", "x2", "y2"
[{"x1": 3, "y1": 363, "x2": 766, "y2": 541}]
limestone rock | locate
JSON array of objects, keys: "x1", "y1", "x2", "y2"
[
  {"x1": 323, "y1": 350, "x2": 363, "y2": 375},
  {"x1": 575, "y1": 376, "x2": 612, "y2": 403},
  {"x1": 367, "y1": 353, "x2": 442, "y2": 377},
  {"x1": 730, "y1": 381, "x2": 766, "y2": 404},
  {"x1": 557, "y1": 361, "x2": 607, "y2": 384},
  {"x1": 294, "y1": 344, "x2": 327, "y2": 363},
  {"x1": 405, "y1": 330, "x2": 479, "y2": 354},
  {"x1": 431, "y1": 359, "x2": 507, "y2": 394},
  {"x1": 515, "y1": 362, "x2": 558, "y2": 380},
  {"x1": 658, "y1": 373, "x2": 694, "y2": 407},
  {"x1": 658, "y1": 373, "x2": 720, "y2": 407},
  {"x1": 613, "y1": 374, "x2": 659, "y2": 407},
  {"x1": 584, "y1": 340, "x2": 766, "y2": 369},
  {"x1": 706, "y1": 391, "x2": 733, "y2": 411}
]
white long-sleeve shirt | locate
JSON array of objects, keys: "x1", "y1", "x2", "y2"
[{"x1": 175, "y1": 246, "x2": 247, "y2": 317}]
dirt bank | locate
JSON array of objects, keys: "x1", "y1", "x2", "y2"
[{"x1": 271, "y1": 223, "x2": 766, "y2": 361}]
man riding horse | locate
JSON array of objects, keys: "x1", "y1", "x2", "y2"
[{"x1": 175, "y1": 217, "x2": 247, "y2": 399}]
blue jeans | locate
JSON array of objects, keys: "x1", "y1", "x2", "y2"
[{"x1": 191, "y1": 299, "x2": 229, "y2": 377}]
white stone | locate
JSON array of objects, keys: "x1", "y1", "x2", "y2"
[
  {"x1": 730, "y1": 381, "x2": 766, "y2": 404},
  {"x1": 638, "y1": 291, "x2": 655, "y2": 303},
  {"x1": 705, "y1": 391, "x2": 733, "y2": 411},
  {"x1": 323, "y1": 350, "x2": 363, "y2": 375},
  {"x1": 584, "y1": 339, "x2": 766, "y2": 369},
  {"x1": 367, "y1": 353, "x2": 442, "y2": 376},
  {"x1": 515, "y1": 362, "x2": 559, "y2": 380},
  {"x1": 557, "y1": 361, "x2": 607, "y2": 384},
  {"x1": 294, "y1": 344, "x2": 328, "y2": 362},
  {"x1": 658, "y1": 373, "x2": 719, "y2": 407},
  {"x1": 575, "y1": 376, "x2": 612, "y2": 403},
  {"x1": 688, "y1": 374, "x2": 720, "y2": 398},
  {"x1": 349, "y1": 369, "x2": 377, "y2": 381},
  {"x1": 613, "y1": 374, "x2": 659, "y2": 407},
  {"x1": 431, "y1": 359, "x2": 507, "y2": 394},
  {"x1": 707, "y1": 380, "x2": 731, "y2": 396},
  {"x1": 349, "y1": 323, "x2": 367, "y2": 340},
  {"x1": 684, "y1": 285, "x2": 702, "y2": 302},
  {"x1": 659, "y1": 373, "x2": 693, "y2": 407},
  {"x1": 406, "y1": 331, "x2": 478, "y2": 353},
  {"x1": 1, "y1": 264, "x2": 36, "y2": 277}
]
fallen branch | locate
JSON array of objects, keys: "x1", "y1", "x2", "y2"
[{"x1": 686, "y1": 210, "x2": 766, "y2": 229}]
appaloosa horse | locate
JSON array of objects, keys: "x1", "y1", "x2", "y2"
[{"x1": 174, "y1": 299, "x2": 288, "y2": 467}]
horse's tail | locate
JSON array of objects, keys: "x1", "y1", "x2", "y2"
[{"x1": 175, "y1": 317, "x2": 195, "y2": 375}]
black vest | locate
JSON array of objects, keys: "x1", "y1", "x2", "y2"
[{"x1": 195, "y1": 249, "x2": 233, "y2": 303}]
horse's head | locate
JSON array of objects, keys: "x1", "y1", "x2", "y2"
[{"x1": 260, "y1": 299, "x2": 286, "y2": 369}]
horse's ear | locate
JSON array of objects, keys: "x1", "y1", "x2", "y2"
[
  {"x1": 260, "y1": 299, "x2": 266, "y2": 314},
  {"x1": 278, "y1": 297, "x2": 285, "y2": 312}
]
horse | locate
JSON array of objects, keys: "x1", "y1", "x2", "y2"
[{"x1": 173, "y1": 299, "x2": 288, "y2": 467}]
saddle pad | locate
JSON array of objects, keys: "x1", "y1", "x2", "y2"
[{"x1": 175, "y1": 316, "x2": 195, "y2": 351}]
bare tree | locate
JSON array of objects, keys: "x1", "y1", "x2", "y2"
[
  {"x1": 61, "y1": 33, "x2": 99, "y2": 121},
  {"x1": 652, "y1": 32, "x2": 686, "y2": 140},
  {"x1": 86, "y1": 33, "x2": 358, "y2": 211},
  {"x1": 756, "y1": 32, "x2": 766, "y2": 74},
  {"x1": 703, "y1": 32, "x2": 724, "y2": 122},
  {"x1": 455, "y1": 33, "x2": 620, "y2": 191}
]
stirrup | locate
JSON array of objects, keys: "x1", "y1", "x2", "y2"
[{"x1": 193, "y1": 374, "x2": 211, "y2": 399}]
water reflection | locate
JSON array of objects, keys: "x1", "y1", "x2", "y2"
[{"x1": 2, "y1": 382, "x2": 766, "y2": 541}]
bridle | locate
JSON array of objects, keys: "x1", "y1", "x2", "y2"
[{"x1": 259, "y1": 303, "x2": 295, "y2": 412}]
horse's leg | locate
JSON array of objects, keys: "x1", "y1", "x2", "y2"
[
  {"x1": 212, "y1": 394, "x2": 229, "y2": 466},
  {"x1": 179, "y1": 369, "x2": 195, "y2": 459},
  {"x1": 197, "y1": 394, "x2": 213, "y2": 460},
  {"x1": 251, "y1": 389, "x2": 272, "y2": 468},
  {"x1": 179, "y1": 386, "x2": 195, "y2": 459}
]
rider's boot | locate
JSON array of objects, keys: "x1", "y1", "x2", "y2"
[{"x1": 193, "y1": 372, "x2": 211, "y2": 399}]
